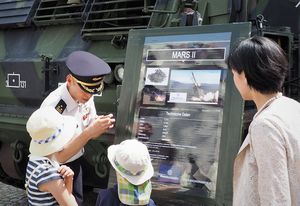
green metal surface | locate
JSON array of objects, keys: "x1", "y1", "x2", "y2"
[
  {"x1": 0, "y1": 0, "x2": 39, "y2": 27},
  {"x1": 0, "y1": 0, "x2": 298, "y2": 204},
  {"x1": 35, "y1": 26, "x2": 81, "y2": 58}
]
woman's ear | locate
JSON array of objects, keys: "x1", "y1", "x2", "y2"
[{"x1": 241, "y1": 71, "x2": 248, "y2": 84}]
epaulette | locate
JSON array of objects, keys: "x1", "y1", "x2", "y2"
[{"x1": 55, "y1": 99, "x2": 67, "y2": 114}]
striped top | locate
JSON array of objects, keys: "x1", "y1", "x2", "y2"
[{"x1": 25, "y1": 156, "x2": 62, "y2": 206}]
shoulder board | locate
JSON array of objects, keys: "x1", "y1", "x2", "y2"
[{"x1": 55, "y1": 99, "x2": 67, "y2": 114}]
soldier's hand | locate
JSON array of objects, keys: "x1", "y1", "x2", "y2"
[
  {"x1": 85, "y1": 114, "x2": 115, "y2": 139},
  {"x1": 100, "y1": 114, "x2": 115, "y2": 129}
]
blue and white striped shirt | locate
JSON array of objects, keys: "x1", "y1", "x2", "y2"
[{"x1": 25, "y1": 156, "x2": 62, "y2": 206}]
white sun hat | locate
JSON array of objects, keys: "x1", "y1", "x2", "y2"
[
  {"x1": 26, "y1": 107, "x2": 77, "y2": 157},
  {"x1": 107, "y1": 139, "x2": 154, "y2": 185}
]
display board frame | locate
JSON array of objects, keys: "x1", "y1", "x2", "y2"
[{"x1": 112, "y1": 23, "x2": 251, "y2": 206}]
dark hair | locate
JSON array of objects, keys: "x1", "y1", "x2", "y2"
[{"x1": 226, "y1": 36, "x2": 288, "y2": 94}]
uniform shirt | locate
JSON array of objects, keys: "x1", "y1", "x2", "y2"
[
  {"x1": 41, "y1": 83, "x2": 97, "y2": 162},
  {"x1": 233, "y1": 94, "x2": 300, "y2": 206},
  {"x1": 25, "y1": 156, "x2": 62, "y2": 206}
]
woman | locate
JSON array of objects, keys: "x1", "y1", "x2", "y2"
[{"x1": 227, "y1": 36, "x2": 300, "y2": 206}]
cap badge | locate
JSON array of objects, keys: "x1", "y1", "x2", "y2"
[{"x1": 92, "y1": 77, "x2": 103, "y2": 81}]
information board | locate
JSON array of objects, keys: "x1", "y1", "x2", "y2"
[
  {"x1": 132, "y1": 32, "x2": 230, "y2": 199},
  {"x1": 113, "y1": 23, "x2": 251, "y2": 205}
]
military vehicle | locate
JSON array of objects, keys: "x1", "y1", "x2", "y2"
[{"x1": 0, "y1": 0, "x2": 298, "y2": 205}]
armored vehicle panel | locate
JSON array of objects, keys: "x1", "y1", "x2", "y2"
[{"x1": 0, "y1": 0, "x2": 299, "y2": 205}]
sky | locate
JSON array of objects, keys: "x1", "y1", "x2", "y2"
[{"x1": 170, "y1": 69, "x2": 221, "y2": 84}]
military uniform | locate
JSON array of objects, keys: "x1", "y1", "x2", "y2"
[
  {"x1": 40, "y1": 51, "x2": 111, "y2": 206},
  {"x1": 41, "y1": 82, "x2": 97, "y2": 158}
]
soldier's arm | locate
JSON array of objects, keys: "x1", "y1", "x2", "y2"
[{"x1": 55, "y1": 115, "x2": 114, "y2": 163}]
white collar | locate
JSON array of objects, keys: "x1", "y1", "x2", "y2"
[{"x1": 61, "y1": 83, "x2": 78, "y2": 112}]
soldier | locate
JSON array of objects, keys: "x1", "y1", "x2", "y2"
[{"x1": 41, "y1": 51, "x2": 115, "y2": 206}]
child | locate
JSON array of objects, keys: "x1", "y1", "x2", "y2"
[
  {"x1": 25, "y1": 107, "x2": 78, "y2": 206},
  {"x1": 96, "y1": 139, "x2": 156, "y2": 206}
]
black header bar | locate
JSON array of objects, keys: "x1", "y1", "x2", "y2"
[{"x1": 146, "y1": 48, "x2": 226, "y2": 61}]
